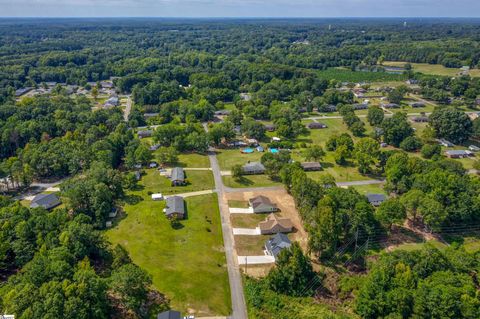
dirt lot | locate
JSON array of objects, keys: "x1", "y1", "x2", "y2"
[
  {"x1": 226, "y1": 189, "x2": 309, "y2": 277},
  {"x1": 226, "y1": 188, "x2": 308, "y2": 250}
]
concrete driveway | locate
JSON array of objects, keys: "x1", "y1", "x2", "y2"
[
  {"x1": 233, "y1": 227, "x2": 260, "y2": 235},
  {"x1": 237, "y1": 255, "x2": 275, "y2": 265},
  {"x1": 229, "y1": 207, "x2": 254, "y2": 214}
]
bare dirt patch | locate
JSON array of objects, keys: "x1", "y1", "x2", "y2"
[{"x1": 226, "y1": 188, "x2": 308, "y2": 251}]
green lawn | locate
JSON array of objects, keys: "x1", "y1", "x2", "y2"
[
  {"x1": 216, "y1": 149, "x2": 263, "y2": 170},
  {"x1": 106, "y1": 190, "x2": 231, "y2": 316},
  {"x1": 230, "y1": 214, "x2": 266, "y2": 229},
  {"x1": 349, "y1": 183, "x2": 386, "y2": 195},
  {"x1": 298, "y1": 119, "x2": 350, "y2": 147},
  {"x1": 175, "y1": 153, "x2": 211, "y2": 168},
  {"x1": 228, "y1": 200, "x2": 249, "y2": 208},
  {"x1": 140, "y1": 169, "x2": 214, "y2": 195},
  {"x1": 235, "y1": 235, "x2": 272, "y2": 255},
  {"x1": 222, "y1": 175, "x2": 281, "y2": 188}
]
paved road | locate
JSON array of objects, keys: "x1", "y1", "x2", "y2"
[
  {"x1": 124, "y1": 95, "x2": 132, "y2": 122},
  {"x1": 203, "y1": 124, "x2": 248, "y2": 319},
  {"x1": 237, "y1": 255, "x2": 275, "y2": 265}
]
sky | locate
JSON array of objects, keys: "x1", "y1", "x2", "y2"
[{"x1": 1, "y1": 0, "x2": 480, "y2": 18}]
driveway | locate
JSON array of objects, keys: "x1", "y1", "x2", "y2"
[
  {"x1": 237, "y1": 255, "x2": 275, "y2": 265},
  {"x1": 233, "y1": 227, "x2": 260, "y2": 235},
  {"x1": 164, "y1": 190, "x2": 214, "y2": 199},
  {"x1": 229, "y1": 207, "x2": 254, "y2": 214}
]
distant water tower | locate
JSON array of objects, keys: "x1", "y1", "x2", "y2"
[
  {"x1": 404, "y1": 21, "x2": 407, "y2": 28},
  {"x1": 328, "y1": 24, "x2": 332, "y2": 30}
]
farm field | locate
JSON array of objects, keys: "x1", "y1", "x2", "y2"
[{"x1": 383, "y1": 61, "x2": 480, "y2": 77}]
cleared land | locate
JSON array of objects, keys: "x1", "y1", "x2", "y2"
[
  {"x1": 106, "y1": 191, "x2": 231, "y2": 317},
  {"x1": 383, "y1": 61, "x2": 480, "y2": 77}
]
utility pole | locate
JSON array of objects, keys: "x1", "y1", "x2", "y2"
[{"x1": 245, "y1": 256, "x2": 248, "y2": 275}]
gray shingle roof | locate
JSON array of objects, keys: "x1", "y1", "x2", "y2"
[
  {"x1": 366, "y1": 193, "x2": 386, "y2": 205},
  {"x1": 171, "y1": 167, "x2": 185, "y2": 182},
  {"x1": 157, "y1": 310, "x2": 181, "y2": 319},
  {"x1": 242, "y1": 162, "x2": 265, "y2": 172},
  {"x1": 165, "y1": 196, "x2": 185, "y2": 217},
  {"x1": 265, "y1": 233, "x2": 291, "y2": 258},
  {"x1": 30, "y1": 193, "x2": 61, "y2": 210}
]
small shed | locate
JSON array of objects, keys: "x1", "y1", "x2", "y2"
[{"x1": 152, "y1": 193, "x2": 163, "y2": 201}]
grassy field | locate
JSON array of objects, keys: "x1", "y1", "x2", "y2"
[
  {"x1": 383, "y1": 61, "x2": 480, "y2": 77},
  {"x1": 227, "y1": 200, "x2": 249, "y2": 208},
  {"x1": 140, "y1": 169, "x2": 214, "y2": 195},
  {"x1": 348, "y1": 183, "x2": 386, "y2": 195},
  {"x1": 235, "y1": 234, "x2": 272, "y2": 255},
  {"x1": 222, "y1": 175, "x2": 281, "y2": 188},
  {"x1": 106, "y1": 186, "x2": 231, "y2": 316},
  {"x1": 230, "y1": 214, "x2": 266, "y2": 228},
  {"x1": 216, "y1": 149, "x2": 263, "y2": 170},
  {"x1": 175, "y1": 153, "x2": 211, "y2": 168}
]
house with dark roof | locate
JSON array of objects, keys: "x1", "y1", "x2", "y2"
[
  {"x1": 249, "y1": 195, "x2": 278, "y2": 213},
  {"x1": 144, "y1": 113, "x2": 160, "y2": 119},
  {"x1": 307, "y1": 122, "x2": 327, "y2": 129},
  {"x1": 445, "y1": 150, "x2": 473, "y2": 159},
  {"x1": 137, "y1": 130, "x2": 153, "y2": 139},
  {"x1": 242, "y1": 162, "x2": 265, "y2": 175},
  {"x1": 321, "y1": 104, "x2": 337, "y2": 112},
  {"x1": 353, "y1": 103, "x2": 368, "y2": 110},
  {"x1": 301, "y1": 162, "x2": 322, "y2": 171},
  {"x1": 30, "y1": 193, "x2": 61, "y2": 210},
  {"x1": 259, "y1": 214, "x2": 293, "y2": 235},
  {"x1": 411, "y1": 116, "x2": 429, "y2": 123},
  {"x1": 366, "y1": 193, "x2": 386, "y2": 207},
  {"x1": 170, "y1": 167, "x2": 186, "y2": 186},
  {"x1": 410, "y1": 102, "x2": 426, "y2": 108},
  {"x1": 264, "y1": 124, "x2": 276, "y2": 132},
  {"x1": 157, "y1": 310, "x2": 181, "y2": 319},
  {"x1": 164, "y1": 196, "x2": 185, "y2": 220},
  {"x1": 437, "y1": 139, "x2": 454, "y2": 147},
  {"x1": 15, "y1": 87, "x2": 32, "y2": 97},
  {"x1": 382, "y1": 103, "x2": 400, "y2": 109},
  {"x1": 214, "y1": 110, "x2": 231, "y2": 116},
  {"x1": 265, "y1": 233, "x2": 292, "y2": 258}
]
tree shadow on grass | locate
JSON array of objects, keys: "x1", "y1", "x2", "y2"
[
  {"x1": 234, "y1": 176, "x2": 254, "y2": 186},
  {"x1": 123, "y1": 194, "x2": 144, "y2": 205}
]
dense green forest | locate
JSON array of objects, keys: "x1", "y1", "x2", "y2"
[{"x1": 2, "y1": 18, "x2": 480, "y2": 319}]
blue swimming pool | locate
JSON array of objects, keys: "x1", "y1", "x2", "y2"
[
  {"x1": 270, "y1": 148, "x2": 279, "y2": 153},
  {"x1": 242, "y1": 148, "x2": 254, "y2": 153}
]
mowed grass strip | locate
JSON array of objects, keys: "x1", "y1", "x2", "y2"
[
  {"x1": 230, "y1": 214, "x2": 266, "y2": 229},
  {"x1": 222, "y1": 175, "x2": 281, "y2": 188},
  {"x1": 106, "y1": 192, "x2": 231, "y2": 316}
]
